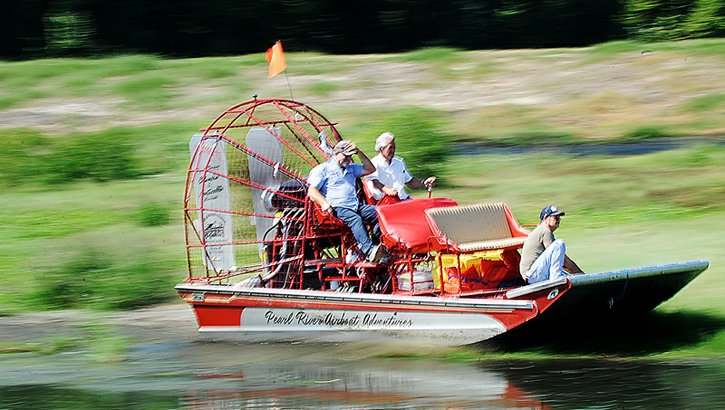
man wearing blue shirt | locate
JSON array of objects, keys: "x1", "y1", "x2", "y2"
[{"x1": 308, "y1": 140, "x2": 384, "y2": 262}]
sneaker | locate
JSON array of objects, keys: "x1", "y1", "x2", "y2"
[
  {"x1": 346, "y1": 249, "x2": 363, "y2": 264},
  {"x1": 365, "y1": 244, "x2": 379, "y2": 262},
  {"x1": 378, "y1": 254, "x2": 391, "y2": 265},
  {"x1": 366, "y1": 244, "x2": 387, "y2": 263}
]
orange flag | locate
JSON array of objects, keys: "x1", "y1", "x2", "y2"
[{"x1": 265, "y1": 41, "x2": 287, "y2": 79}]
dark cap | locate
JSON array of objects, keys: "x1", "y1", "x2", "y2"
[
  {"x1": 540, "y1": 204, "x2": 565, "y2": 220},
  {"x1": 333, "y1": 140, "x2": 355, "y2": 156}
]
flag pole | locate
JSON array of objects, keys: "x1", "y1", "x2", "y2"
[{"x1": 284, "y1": 71, "x2": 295, "y2": 100}]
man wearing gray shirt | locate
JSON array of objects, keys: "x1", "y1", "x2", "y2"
[{"x1": 520, "y1": 204, "x2": 583, "y2": 284}]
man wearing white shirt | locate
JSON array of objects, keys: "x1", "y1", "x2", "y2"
[{"x1": 365, "y1": 132, "x2": 436, "y2": 202}]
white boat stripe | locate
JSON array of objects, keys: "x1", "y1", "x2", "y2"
[{"x1": 176, "y1": 284, "x2": 535, "y2": 310}]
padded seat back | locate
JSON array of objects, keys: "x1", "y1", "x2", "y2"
[
  {"x1": 425, "y1": 201, "x2": 529, "y2": 252},
  {"x1": 376, "y1": 197, "x2": 458, "y2": 253}
]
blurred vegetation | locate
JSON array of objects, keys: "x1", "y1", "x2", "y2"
[
  {"x1": 304, "y1": 81, "x2": 340, "y2": 97},
  {"x1": 33, "y1": 249, "x2": 171, "y2": 310},
  {"x1": 0, "y1": 125, "x2": 194, "y2": 187},
  {"x1": 0, "y1": 176, "x2": 183, "y2": 314},
  {"x1": 3, "y1": 0, "x2": 723, "y2": 59},
  {"x1": 49, "y1": 133, "x2": 139, "y2": 183},
  {"x1": 0, "y1": 321, "x2": 132, "y2": 363},
  {"x1": 622, "y1": 126, "x2": 673, "y2": 141},
  {"x1": 619, "y1": 0, "x2": 725, "y2": 41},
  {"x1": 135, "y1": 202, "x2": 171, "y2": 227},
  {"x1": 380, "y1": 107, "x2": 451, "y2": 182}
]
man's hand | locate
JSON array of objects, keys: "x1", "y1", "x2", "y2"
[
  {"x1": 320, "y1": 202, "x2": 332, "y2": 214},
  {"x1": 382, "y1": 186, "x2": 398, "y2": 197},
  {"x1": 564, "y1": 256, "x2": 584, "y2": 274},
  {"x1": 423, "y1": 176, "x2": 437, "y2": 188},
  {"x1": 308, "y1": 185, "x2": 333, "y2": 214},
  {"x1": 343, "y1": 142, "x2": 359, "y2": 156}
]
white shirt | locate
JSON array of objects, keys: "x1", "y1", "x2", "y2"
[{"x1": 365, "y1": 154, "x2": 413, "y2": 200}]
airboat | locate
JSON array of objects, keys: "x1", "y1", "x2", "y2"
[{"x1": 175, "y1": 98, "x2": 709, "y2": 345}]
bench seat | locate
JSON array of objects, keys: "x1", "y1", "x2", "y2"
[{"x1": 424, "y1": 201, "x2": 529, "y2": 253}]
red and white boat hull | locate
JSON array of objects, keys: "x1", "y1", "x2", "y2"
[{"x1": 176, "y1": 280, "x2": 570, "y2": 345}]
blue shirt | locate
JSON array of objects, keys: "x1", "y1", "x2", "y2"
[{"x1": 308, "y1": 159, "x2": 363, "y2": 210}]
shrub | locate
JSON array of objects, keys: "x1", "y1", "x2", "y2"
[
  {"x1": 34, "y1": 249, "x2": 178, "y2": 311},
  {"x1": 34, "y1": 251, "x2": 107, "y2": 309},
  {"x1": 136, "y1": 202, "x2": 171, "y2": 227},
  {"x1": 47, "y1": 131, "x2": 139, "y2": 183},
  {"x1": 0, "y1": 129, "x2": 51, "y2": 186},
  {"x1": 380, "y1": 107, "x2": 450, "y2": 182},
  {"x1": 1, "y1": 125, "x2": 191, "y2": 186},
  {"x1": 623, "y1": 127, "x2": 672, "y2": 141}
]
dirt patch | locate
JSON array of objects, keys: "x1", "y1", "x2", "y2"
[{"x1": 0, "y1": 303, "x2": 200, "y2": 344}]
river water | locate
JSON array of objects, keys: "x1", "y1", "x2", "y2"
[
  {"x1": 2, "y1": 344, "x2": 724, "y2": 409},
  {"x1": 455, "y1": 136, "x2": 724, "y2": 156},
  {"x1": 2, "y1": 332, "x2": 724, "y2": 408}
]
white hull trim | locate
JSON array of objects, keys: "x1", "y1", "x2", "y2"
[{"x1": 175, "y1": 284, "x2": 537, "y2": 311}]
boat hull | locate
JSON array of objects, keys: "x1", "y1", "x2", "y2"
[
  {"x1": 534, "y1": 259, "x2": 709, "y2": 321},
  {"x1": 176, "y1": 281, "x2": 570, "y2": 345},
  {"x1": 176, "y1": 260, "x2": 708, "y2": 345}
]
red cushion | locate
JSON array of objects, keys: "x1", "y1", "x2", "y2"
[{"x1": 376, "y1": 198, "x2": 458, "y2": 253}]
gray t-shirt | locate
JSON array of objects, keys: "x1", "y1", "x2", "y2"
[{"x1": 519, "y1": 224, "x2": 555, "y2": 274}]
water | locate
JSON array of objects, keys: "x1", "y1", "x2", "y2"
[
  {"x1": 2, "y1": 341, "x2": 724, "y2": 409},
  {"x1": 2, "y1": 306, "x2": 723, "y2": 409},
  {"x1": 455, "y1": 137, "x2": 725, "y2": 156}
]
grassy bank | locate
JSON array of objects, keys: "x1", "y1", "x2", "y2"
[{"x1": 0, "y1": 40, "x2": 723, "y2": 357}]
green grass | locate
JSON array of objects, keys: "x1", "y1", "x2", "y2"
[
  {"x1": 0, "y1": 123, "x2": 196, "y2": 186},
  {"x1": 644, "y1": 38, "x2": 725, "y2": 57},
  {"x1": 304, "y1": 81, "x2": 341, "y2": 96},
  {"x1": 583, "y1": 38, "x2": 725, "y2": 62},
  {"x1": 583, "y1": 40, "x2": 649, "y2": 60},
  {"x1": 0, "y1": 178, "x2": 185, "y2": 314},
  {"x1": 387, "y1": 47, "x2": 463, "y2": 63},
  {"x1": 442, "y1": 144, "x2": 725, "y2": 221},
  {"x1": 0, "y1": 320, "x2": 132, "y2": 362},
  {"x1": 679, "y1": 93, "x2": 725, "y2": 113},
  {"x1": 112, "y1": 73, "x2": 180, "y2": 109}
]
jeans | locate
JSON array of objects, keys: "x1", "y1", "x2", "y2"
[
  {"x1": 333, "y1": 204, "x2": 380, "y2": 256},
  {"x1": 525, "y1": 239, "x2": 569, "y2": 284}
]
